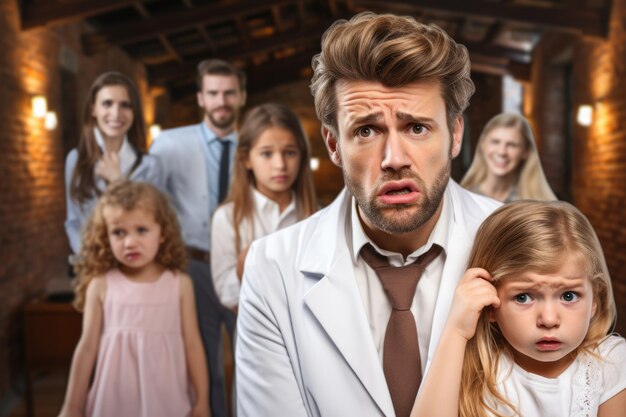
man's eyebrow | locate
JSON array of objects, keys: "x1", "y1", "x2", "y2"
[
  {"x1": 396, "y1": 111, "x2": 437, "y2": 125},
  {"x1": 352, "y1": 112, "x2": 383, "y2": 125}
]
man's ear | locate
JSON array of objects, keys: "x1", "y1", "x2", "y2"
[
  {"x1": 451, "y1": 115, "x2": 464, "y2": 158},
  {"x1": 322, "y1": 126, "x2": 342, "y2": 167}
]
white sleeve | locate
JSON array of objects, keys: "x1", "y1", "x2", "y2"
[
  {"x1": 210, "y1": 205, "x2": 241, "y2": 309},
  {"x1": 235, "y1": 243, "x2": 309, "y2": 417},
  {"x1": 600, "y1": 335, "x2": 626, "y2": 404}
]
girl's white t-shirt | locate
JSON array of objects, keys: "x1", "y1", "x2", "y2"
[
  {"x1": 211, "y1": 188, "x2": 298, "y2": 308},
  {"x1": 491, "y1": 334, "x2": 626, "y2": 417}
]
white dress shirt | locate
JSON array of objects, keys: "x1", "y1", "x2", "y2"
[
  {"x1": 493, "y1": 335, "x2": 626, "y2": 417},
  {"x1": 211, "y1": 188, "x2": 298, "y2": 308},
  {"x1": 350, "y1": 192, "x2": 451, "y2": 373}
]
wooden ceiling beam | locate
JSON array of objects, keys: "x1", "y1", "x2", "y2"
[
  {"x1": 133, "y1": 2, "x2": 151, "y2": 19},
  {"x1": 462, "y1": 40, "x2": 531, "y2": 64},
  {"x1": 82, "y1": 0, "x2": 294, "y2": 54},
  {"x1": 169, "y1": 50, "x2": 315, "y2": 101},
  {"x1": 148, "y1": 22, "x2": 327, "y2": 83},
  {"x1": 469, "y1": 53, "x2": 531, "y2": 82},
  {"x1": 20, "y1": 0, "x2": 137, "y2": 30},
  {"x1": 159, "y1": 35, "x2": 184, "y2": 63},
  {"x1": 352, "y1": 0, "x2": 611, "y2": 38}
]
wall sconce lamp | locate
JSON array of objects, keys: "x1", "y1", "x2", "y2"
[
  {"x1": 149, "y1": 124, "x2": 162, "y2": 140},
  {"x1": 577, "y1": 104, "x2": 593, "y2": 127},
  {"x1": 32, "y1": 95, "x2": 47, "y2": 118},
  {"x1": 310, "y1": 157, "x2": 320, "y2": 171},
  {"x1": 45, "y1": 111, "x2": 58, "y2": 130}
]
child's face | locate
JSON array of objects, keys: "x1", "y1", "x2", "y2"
[
  {"x1": 245, "y1": 126, "x2": 301, "y2": 201},
  {"x1": 491, "y1": 254, "x2": 596, "y2": 377},
  {"x1": 103, "y1": 205, "x2": 163, "y2": 275}
]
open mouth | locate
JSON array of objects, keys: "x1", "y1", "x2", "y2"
[
  {"x1": 378, "y1": 181, "x2": 420, "y2": 204},
  {"x1": 384, "y1": 187, "x2": 412, "y2": 195}
]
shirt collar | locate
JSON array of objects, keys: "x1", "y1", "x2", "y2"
[
  {"x1": 351, "y1": 183, "x2": 452, "y2": 264},
  {"x1": 252, "y1": 187, "x2": 297, "y2": 216},
  {"x1": 93, "y1": 127, "x2": 136, "y2": 175},
  {"x1": 200, "y1": 122, "x2": 237, "y2": 145}
]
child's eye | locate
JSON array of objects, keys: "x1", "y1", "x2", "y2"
[
  {"x1": 111, "y1": 229, "x2": 125, "y2": 237},
  {"x1": 514, "y1": 293, "x2": 532, "y2": 304},
  {"x1": 285, "y1": 150, "x2": 299, "y2": 158},
  {"x1": 561, "y1": 291, "x2": 579, "y2": 303},
  {"x1": 260, "y1": 151, "x2": 272, "y2": 158}
]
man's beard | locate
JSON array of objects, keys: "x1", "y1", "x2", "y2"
[
  {"x1": 345, "y1": 161, "x2": 450, "y2": 235},
  {"x1": 207, "y1": 106, "x2": 237, "y2": 129}
]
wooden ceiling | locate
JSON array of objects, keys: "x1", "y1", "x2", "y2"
[{"x1": 19, "y1": 0, "x2": 613, "y2": 101}]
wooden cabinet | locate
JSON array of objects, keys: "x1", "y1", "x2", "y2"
[{"x1": 22, "y1": 299, "x2": 82, "y2": 417}]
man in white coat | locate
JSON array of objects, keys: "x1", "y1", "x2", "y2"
[
  {"x1": 151, "y1": 59, "x2": 246, "y2": 417},
  {"x1": 236, "y1": 12, "x2": 501, "y2": 417}
]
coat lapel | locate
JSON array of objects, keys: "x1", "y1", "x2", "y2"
[
  {"x1": 300, "y1": 189, "x2": 395, "y2": 417},
  {"x1": 426, "y1": 182, "x2": 498, "y2": 367}
]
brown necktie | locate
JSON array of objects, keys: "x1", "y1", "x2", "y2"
[{"x1": 360, "y1": 243, "x2": 442, "y2": 417}]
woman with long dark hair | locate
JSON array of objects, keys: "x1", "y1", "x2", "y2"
[{"x1": 65, "y1": 71, "x2": 163, "y2": 254}]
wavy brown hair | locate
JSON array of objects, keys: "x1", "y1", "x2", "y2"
[
  {"x1": 224, "y1": 103, "x2": 317, "y2": 252},
  {"x1": 460, "y1": 201, "x2": 615, "y2": 417},
  {"x1": 461, "y1": 113, "x2": 557, "y2": 201},
  {"x1": 310, "y1": 11, "x2": 475, "y2": 134},
  {"x1": 73, "y1": 181, "x2": 187, "y2": 311},
  {"x1": 70, "y1": 72, "x2": 147, "y2": 204}
]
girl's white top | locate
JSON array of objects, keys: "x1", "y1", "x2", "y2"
[
  {"x1": 491, "y1": 334, "x2": 626, "y2": 417},
  {"x1": 211, "y1": 188, "x2": 298, "y2": 308}
]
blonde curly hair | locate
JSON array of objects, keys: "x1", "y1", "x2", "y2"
[{"x1": 73, "y1": 181, "x2": 187, "y2": 311}]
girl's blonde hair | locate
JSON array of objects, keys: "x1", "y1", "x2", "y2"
[
  {"x1": 460, "y1": 113, "x2": 557, "y2": 201},
  {"x1": 460, "y1": 200, "x2": 615, "y2": 417},
  {"x1": 225, "y1": 103, "x2": 317, "y2": 252},
  {"x1": 73, "y1": 181, "x2": 187, "y2": 311}
]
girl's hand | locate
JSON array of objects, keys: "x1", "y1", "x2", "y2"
[
  {"x1": 191, "y1": 402, "x2": 211, "y2": 417},
  {"x1": 95, "y1": 151, "x2": 122, "y2": 183},
  {"x1": 446, "y1": 267, "x2": 500, "y2": 341}
]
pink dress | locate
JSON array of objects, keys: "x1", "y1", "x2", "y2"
[{"x1": 86, "y1": 269, "x2": 192, "y2": 417}]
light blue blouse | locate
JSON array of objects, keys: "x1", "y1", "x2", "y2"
[{"x1": 64, "y1": 148, "x2": 164, "y2": 254}]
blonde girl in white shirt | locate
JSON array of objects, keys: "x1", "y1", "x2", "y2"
[
  {"x1": 412, "y1": 200, "x2": 625, "y2": 417},
  {"x1": 211, "y1": 103, "x2": 317, "y2": 310}
]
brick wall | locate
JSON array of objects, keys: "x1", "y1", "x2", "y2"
[
  {"x1": 459, "y1": 72, "x2": 503, "y2": 181},
  {"x1": 0, "y1": 1, "x2": 152, "y2": 401},
  {"x1": 528, "y1": 0, "x2": 626, "y2": 334}
]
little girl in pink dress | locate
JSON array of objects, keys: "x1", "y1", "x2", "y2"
[{"x1": 58, "y1": 181, "x2": 210, "y2": 417}]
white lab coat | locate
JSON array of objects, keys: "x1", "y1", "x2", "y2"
[{"x1": 236, "y1": 181, "x2": 500, "y2": 417}]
